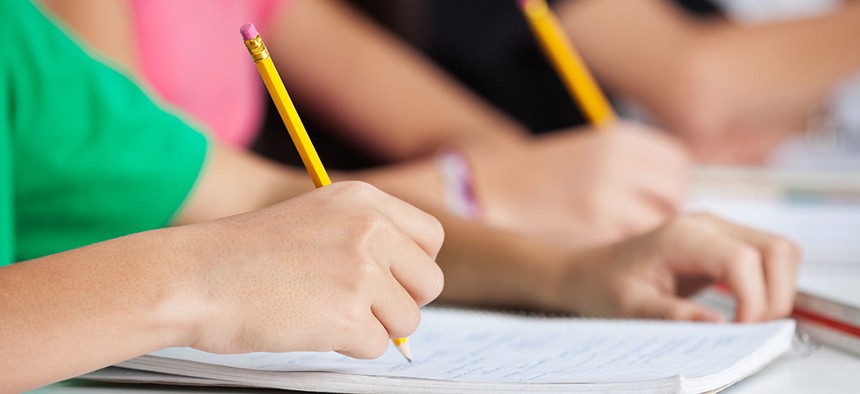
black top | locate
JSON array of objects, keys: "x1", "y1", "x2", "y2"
[
  {"x1": 252, "y1": 0, "x2": 723, "y2": 169},
  {"x1": 412, "y1": 0, "x2": 722, "y2": 133}
]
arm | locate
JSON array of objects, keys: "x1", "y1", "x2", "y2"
[
  {"x1": 268, "y1": 0, "x2": 528, "y2": 160},
  {"x1": 170, "y1": 143, "x2": 312, "y2": 225},
  {"x1": 39, "y1": 0, "x2": 141, "y2": 73},
  {"x1": 557, "y1": 0, "x2": 860, "y2": 162},
  {"x1": 353, "y1": 121, "x2": 693, "y2": 249},
  {"x1": 1, "y1": 182, "x2": 444, "y2": 392},
  {"x1": 435, "y1": 211, "x2": 800, "y2": 323},
  {"x1": 39, "y1": 0, "x2": 692, "y2": 247}
]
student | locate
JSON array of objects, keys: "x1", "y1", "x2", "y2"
[
  {"x1": 38, "y1": 0, "x2": 801, "y2": 323},
  {"x1": 1, "y1": 0, "x2": 443, "y2": 391},
  {"x1": 357, "y1": 0, "x2": 860, "y2": 163},
  {"x1": 4, "y1": 1, "x2": 800, "y2": 390},
  {"x1": 44, "y1": 0, "x2": 694, "y2": 248},
  {"x1": 557, "y1": 0, "x2": 860, "y2": 162}
]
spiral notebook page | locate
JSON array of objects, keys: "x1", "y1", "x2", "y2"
[{"x1": 134, "y1": 308, "x2": 794, "y2": 386}]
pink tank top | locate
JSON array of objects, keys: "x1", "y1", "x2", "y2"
[{"x1": 133, "y1": 0, "x2": 288, "y2": 147}]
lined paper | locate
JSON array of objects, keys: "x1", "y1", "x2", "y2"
[{"x1": 149, "y1": 308, "x2": 793, "y2": 384}]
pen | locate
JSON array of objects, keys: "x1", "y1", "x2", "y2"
[
  {"x1": 518, "y1": 0, "x2": 616, "y2": 128},
  {"x1": 239, "y1": 22, "x2": 413, "y2": 362}
]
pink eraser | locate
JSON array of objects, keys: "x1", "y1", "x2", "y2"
[
  {"x1": 518, "y1": 0, "x2": 528, "y2": 9},
  {"x1": 239, "y1": 23, "x2": 259, "y2": 40}
]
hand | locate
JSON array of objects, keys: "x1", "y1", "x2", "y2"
[
  {"x1": 679, "y1": 120, "x2": 802, "y2": 164},
  {"x1": 181, "y1": 181, "x2": 444, "y2": 359},
  {"x1": 552, "y1": 213, "x2": 800, "y2": 322},
  {"x1": 469, "y1": 121, "x2": 692, "y2": 247}
]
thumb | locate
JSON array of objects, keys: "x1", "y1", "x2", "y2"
[{"x1": 637, "y1": 294, "x2": 725, "y2": 323}]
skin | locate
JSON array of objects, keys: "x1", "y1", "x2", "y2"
[
  {"x1": 5, "y1": 2, "x2": 803, "y2": 390},
  {"x1": 0, "y1": 181, "x2": 445, "y2": 392},
  {"x1": 557, "y1": 0, "x2": 860, "y2": 163},
  {"x1": 461, "y1": 122, "x2": 691, "y2": 246},
  {"x1": 42, "y1": 0, "x2": 693, "y2": 247},
  {"x1": 436, "y1": 211, "x2": 800, "y2": 323},
  {"x1": 0, "y1": 147, "x2": 799, "y2": 391},
  {"x1": 176, "y1": 145, "x2": 800, "y2": 325}
]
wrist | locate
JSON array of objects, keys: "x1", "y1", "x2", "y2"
[
  {"x1": 140, "y1": 226, "x2": 214, "y2": 349},
  {"x1": 437, "y1": 149, "x2": 482, "y2": 218},
  {"x1": 540, "y1": 245, "x2": 611, "y2": 315}
]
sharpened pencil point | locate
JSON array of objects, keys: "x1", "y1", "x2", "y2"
[{"x1": 394, "y1": 338, "x2": 413, "y2": 362}]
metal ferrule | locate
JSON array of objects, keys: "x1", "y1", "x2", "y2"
[{"x1": 243, "y1": 35, "x2": 270, "y2": 62}]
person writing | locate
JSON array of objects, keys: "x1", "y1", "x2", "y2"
[
  {"x1": 43, "y1": 0, "x2": 694, "y2": 248},
  {"x1": 4, "y1": 1, "x2": 800, "y2": 391},
  {"x1": 1, "y1": 1, "x2": 443, "y2": 391}
]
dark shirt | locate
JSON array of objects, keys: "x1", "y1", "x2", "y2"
[{"x1": 253, "y1": 0, "x2": 722, "y2": 169}]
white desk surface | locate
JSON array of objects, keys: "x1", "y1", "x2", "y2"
[{"x1": 32, "y1": 344, "x2": 860, "y2": 393}]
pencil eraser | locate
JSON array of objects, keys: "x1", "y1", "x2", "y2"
[
  {"x1": 239, "y1": 23, "x2": 259, "y2": 40},
  {"x1": 517, "y1": 0, "x2": 528, "y2": 9}
]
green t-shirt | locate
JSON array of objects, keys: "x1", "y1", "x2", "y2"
[{"x1": 0, "y1": 0, "x2": 209, "y2": 265}]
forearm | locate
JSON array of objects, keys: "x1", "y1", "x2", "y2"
[
  {"x1": 172, "y1": 143, "x2": 312, "y2": 225},
  {"x1": 434, "y1": 213, "x2": 570, "y2": 311},
  {"x1": 0, "y1": 228, "x2": 199, "y2": 392},
  {"x1": 559, "y1": 0, "x2": 860, "y2": 133},
  {"x1": 270, "y1": 0, "x2": 528, "y2": 161},
  {"x1": 685, "y1": 2, "x2": 860, "y2": 129}
]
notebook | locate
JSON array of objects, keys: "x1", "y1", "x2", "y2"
[
  {"x1": 89, "y1": 308, "x2": 794, "y2": 393},
  {"x1": 689, "y1": 166, "x2": 860, "y2": 357}
]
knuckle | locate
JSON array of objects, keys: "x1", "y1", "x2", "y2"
[
  {"x1": 358, "y1": 210, "x2": 394, "y2": 235},
  {"x1": 765, "y1": 238, "x2": 802, "y2": 264},
  {"x1": 425, "y1": 214, "x2": 445, "y2": 253},
  {"x1": 727, "y1": 245, "x2": 760, "y2": 269},
  {"x1": 350, "y1": 256, "x2": 382, "y2": 287},
  {"x1": 391, "y1": 305, "x2": 421, "y2": 339},
  {"x1": 337, "y1": 181, "x2": 381, "y2": 201},
  {"x1": 415, "y1": 264, "x2": 445, "y2": 306},
  {"x1": 351, "y1": 212, "x2": 395, "y2": 256}
]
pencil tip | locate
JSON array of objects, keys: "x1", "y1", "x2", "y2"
[{"x1": 394, "y1": 339, "x2": 413, "y2": 362}]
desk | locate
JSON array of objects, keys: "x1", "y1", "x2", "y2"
[{"x1": 729, "y1": 346, "x2": 860, "y2": 393}]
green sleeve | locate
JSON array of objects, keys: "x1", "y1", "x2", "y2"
[
  {"x1": 2, "y1": 0, "x2": 210, "y2": 262},
  {"x1": 0, "y1": 104, "x2": 11, "y2": 266}
]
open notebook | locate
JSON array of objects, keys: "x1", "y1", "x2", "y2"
[{"x1": 87, "y1": 308, "x2": 795, "y2": 393}]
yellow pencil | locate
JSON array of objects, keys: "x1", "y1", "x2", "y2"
[
  {"x1": 519, "y1": 0, "x2": 616, "y2": 128},
  {"x1": 240, "y1": 23, "x2": 413, "y2": 362}
]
